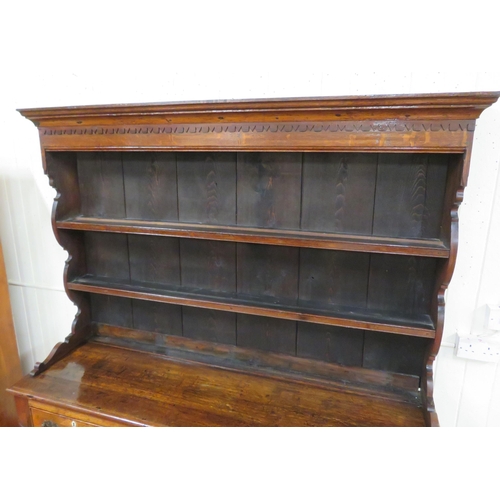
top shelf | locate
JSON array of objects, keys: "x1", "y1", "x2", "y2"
[{"x1": 57, "y1": 216, "x2": 450, "y2": 257}]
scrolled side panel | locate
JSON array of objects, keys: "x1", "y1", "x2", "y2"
[
  {"x1": 31, "y1": 152, "x2": 91, "y2": 376},
  {"x1": 423, "y1": 144, "x2": 471, "y2": 426}
]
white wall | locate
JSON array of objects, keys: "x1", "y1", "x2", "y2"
[{"x1": 1, "y1": 2, "x2": 499, "y2": 426}]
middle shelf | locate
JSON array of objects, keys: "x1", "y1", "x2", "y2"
[
  {"x1": 57, "y1": 217, "x2": 450, "y2": 257},
  {"x1": 66, "y1": 231, "x2": 440, "y2": 339}
]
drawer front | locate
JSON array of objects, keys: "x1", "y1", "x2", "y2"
[
  {"x1": 31, "y1": 407, "x2": 97, "y2": 427},
  {"x1": 28, "y1": 400, "x2": 129, "y2": 426}
]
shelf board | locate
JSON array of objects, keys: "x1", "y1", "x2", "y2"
[
  {"x1": 57, "y1": 217, "x2": 450, "y2": 257},
  {"x1": 68, "y1": 276, "x2": 436, "y2": 338}
]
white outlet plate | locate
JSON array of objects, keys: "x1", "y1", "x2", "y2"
[{"x1": 455, "y1": 334, "x2": 500, "y2": 363}]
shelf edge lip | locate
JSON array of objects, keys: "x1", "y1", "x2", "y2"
[
  {"x1": 17, "y1": 91, "x2": 500, "y2": 121},
  {"x1": 56, "y1": 218, "x2": 450, "y2": 258},
  {"x1": 67, "y1": 279, "x2": 436, "y2": 339}
]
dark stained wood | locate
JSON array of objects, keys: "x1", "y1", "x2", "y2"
[
  {"x1": 421, "y1": 154, "x2": 450, "y2": 238},
  {"x1": 57, "y1": 216, "x2": 451, "y2": 257},
  {"x1": 85, "y1": 231, "x2": 130, "y2": 279},
  {"x1": 177, "y1": 152, "x2": 236, "y2": 225},
  {"x1": 28, "y1": 153, "x2": 93, "y2": 376},
  {"x1": 132, "y1": 300, "x2": 182, "y2": 337},
  {"x1": 77, "y1": 152, "x2": 125, "y2": 218},
  {"x1": 90, "y1": 295, "x2": 133, "y2": 328},
  {"x1": 45, "y1": 152, "x2": 81, "y2": 220},
  {"x1": 237, "y1": 315, "x2": 296, "y2": 356},
  {"x1": 297, "y1": 323, "x2": 365, "y2": 366},
  {"x1": 68, "y1": 276, "x2": 436, "y2": 337},
  {"x1": 373, "y1": 154, "x2": 449, "y2": 239},
  {"x1": 182, "y1": 307, "x2": 236, "y2": 345},
  {"x1": 15, "y1": 93, "x2": 500, "y2": 427},
  {"x1": 368, "y1": 254, "x2": 436, "y2": 316},
  {"x1": 424, "y1": 153, "x2": 466, "y2": 425},
  {"x1": 180, "y1": 239, "x2": 236, "y2": 293},
  {"x1": 237, "y1": 153, "x2": 302, "y2": 229},
  {"x1": 299, "y1": 248, "x2": 370, "y2": 309},
  {"x1": 128, "y1": 234, "x2": 180, "y2": 285},
  {"x1": 237, "y1": 243, "x2": 299, "y2": 301},
  {"x1": 123, "y1": 152, "x2": 178, "y2": 221},
  {"x1": 301, "y1": 152, "x2": 377, "y2": 234},
  {"x1": 9, "y1": 342, "x2": 426, "y2": 426},
  {"x1": 363, "y1": 331, "x2": 430, "y2": 376}
]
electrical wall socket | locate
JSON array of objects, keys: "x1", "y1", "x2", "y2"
[{"x1": 455, "y1": 334, "x2": 500, "y2": 363}]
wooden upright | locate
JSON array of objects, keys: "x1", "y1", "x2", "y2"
[
  {"x1": 0, "y1": 240, "x2": 22, "y2": 426},
  {"x1": 9, "y1": 92, "x2": 500, "y2": 426}
]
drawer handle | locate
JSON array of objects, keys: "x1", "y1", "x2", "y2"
[
  {"x1": 41, "y1": 419, "x2": 78, "y2": 427},
  {"x1": 41, "y1": 420, "x2": 59, "y2": 427}
]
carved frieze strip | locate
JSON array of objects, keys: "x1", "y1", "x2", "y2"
[{"x1": 41, "y1": 120, "x2": 475, "y2": 136}]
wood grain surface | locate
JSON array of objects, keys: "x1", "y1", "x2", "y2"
[
  {"x1": 0, "y1": 241, "x2": 23, "y2": 426},
  {"x1": 9, "y1": 341, "x2": 426, "y2": 427},
  {"x1": 15, "y1": 92, "x2": 500, "y2": 427}
]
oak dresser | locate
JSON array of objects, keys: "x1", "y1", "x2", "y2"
[{"x1": 9, "y1": 92, "x2": 500, "y2": 426}]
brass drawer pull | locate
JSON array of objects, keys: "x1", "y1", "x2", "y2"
[
  {"x1": 41, "y1": 420, "x2": 59, "y2": 427},
  {"x1": 41, "y1": 419, "x2": 77, "y2": 427}
]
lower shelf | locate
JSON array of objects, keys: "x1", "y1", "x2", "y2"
[
  {"x1": 9, "y1": 341, "x2": 428, "y2": 426},
  {"x1": 68, "y1": 276, "x2": 436, "y2": 338}
]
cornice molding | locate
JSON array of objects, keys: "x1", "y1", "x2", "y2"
[{"x1": 19, "y1": 92, "x2": 500, "y2": 127}]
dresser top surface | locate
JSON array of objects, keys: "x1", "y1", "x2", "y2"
[{"x1": 10, "y1": 341, "x2": 426, "y2": 427}]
